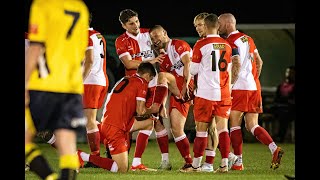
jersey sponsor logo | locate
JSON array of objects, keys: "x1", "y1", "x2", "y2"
[
  {"x1": 213, "y1": 44, "x2": 226, "y2": 50},
  {"x1": 170, "y1": 60, "x2": 184, "y2": 71},
  {"x1": 132, "y1": 50, "x2": 153, "y2": 59}
]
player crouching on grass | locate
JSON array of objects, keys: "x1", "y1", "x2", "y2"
[{"x1": 77, "y1": 62, "x2": 184, "y2": 172}]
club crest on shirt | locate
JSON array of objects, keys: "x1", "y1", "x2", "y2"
[
  {"x1": 240, "y1": 36, "x2": 248, "y2": 43},
  {"x1": 97, "y1": 34, "x2": 103, "y2": 39}
]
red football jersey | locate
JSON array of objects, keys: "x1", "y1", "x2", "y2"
[
  {"x1": 102, "y1": 74, "x2": 148, "y2": 131},
  {"x1": 115, "y1": 28, "x2": 155, "y2": 76}
]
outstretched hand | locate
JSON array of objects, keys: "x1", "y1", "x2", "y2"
[{"x1": 150, "y1": 54, "x2": 165, "y2": 64}]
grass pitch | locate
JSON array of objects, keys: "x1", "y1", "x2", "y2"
[{"x1": 25, "y1": 140, "x2": 295, "y2": 180}]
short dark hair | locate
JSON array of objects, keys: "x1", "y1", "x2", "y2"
[
  {"x1": 204, "y1": 13, "x2": 219, "y2": 28},
  {"x1": 137, "y1": 62, "x2": 156, "y2": 77},
  {"x1": 149, "y1": 25, "x2": 165, "y2": 33},
  {"x1": 119, "y1": 9, "x2": 138, "y2": 24}
]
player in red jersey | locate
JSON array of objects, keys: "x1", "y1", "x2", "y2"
[
  {"x1": 82, "y1": 13, "x2": 109, "y2": 163},
  {"x1": 115, "y1": 9, "x2": 183, "y2": 170},
  {"x1": 149, "y1": 25, "x2": 194, "y2": 171},
  {"x1": 77, "y1": 62, "x2": 161, "y2": 172},
  {"x1": 187, "y1": 14, "x2": 240, "y2": 173},
  {"x1": 193, "y1": 12, "x2": 238, "y2": 172},
  {"x1": 218, "y1": 13, "x2": 284, "y2": 170}
]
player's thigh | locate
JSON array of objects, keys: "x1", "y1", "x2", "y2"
[
  {"x1": 111, "y1": 151, "x2": 129, "y2": 172},
  {"x1": 131, "y1": 119, "x2": 154, "y2": 132},
  {"x1": 215, "y1": 116, "x2": 229, "y2": 131},
  {"x1": 170, "y1": 108, "x2": 187, "y2": 132},
  {"x1": 244, "y1": 112, "x2": 259, "y2": 130},
  {"x1": 25, "y1": 107, "x2": 36, "y2": 136},
  {"x1": 84, "y1": 108, "x2": 98, "y2": 124},
  {"x1": 229, "y1": 110, "x2": 244, "y2": 127},
  {"x1": 194, "y1": 121, "x2": 209, "y2": 132},
  {"x1": 213, "y1": 99, "x2": 232, "y2": 130}
]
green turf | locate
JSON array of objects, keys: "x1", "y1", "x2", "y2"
[{"x1": 25, "y1": 141, "x2": 295, "y2": 180}]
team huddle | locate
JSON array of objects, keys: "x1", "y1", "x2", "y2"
[{"x1": 25, "y1": 1, "x2": 284, "y2": 179}]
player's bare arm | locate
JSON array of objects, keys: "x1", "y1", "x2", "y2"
[
  {"x1": 136, "y1": 100, "x2": 158, "y2": 116},
  {"x1": 120, "y1": 55, "x2": 143, "y2": 70},
  {"x1": 181, "y1": 54, "x2": 191, "y2": 98},
  {"x1": 120, "y1": 54, "x2": 164, "y2": 70},
  {"x1": 255, "y1": 51, "x2": 263, "y2": 77},
  {"x1": 161, "y1": 72, "x2": 183, "y2": 99},
  {"x1": 25, "y1": 43, "x2": 43, "y2": 106},
  {"x1": 231, "y1": 55, "x2": 240, "y2": 84},
  {"x1": 82, "y1": 48, "x2": 94, "y2": 80},
  {"x1": 25, "y1": 43, "x2": 43, "y2": 83}
]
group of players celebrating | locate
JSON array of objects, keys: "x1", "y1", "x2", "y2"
[{"x1": 25, "y1": 1, "x2": 284, "y2": 179}]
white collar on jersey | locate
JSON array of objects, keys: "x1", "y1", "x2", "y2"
[
  {"x1": 206, "y1": 34, "x2": 220, "y2": 38},
  {"x1": 88, "y1": 27, "x2": 93, "y2": 30},
  {"x1": 227, "y1": 30, "x2": 239, "y2": 38},
  {"x1": 125, "y1": 30, "x2": 141, "y2": 40}
]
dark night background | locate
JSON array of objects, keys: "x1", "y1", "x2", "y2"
[{"x1": 25, "y1": 0, "x2": 296, "y2": 36}]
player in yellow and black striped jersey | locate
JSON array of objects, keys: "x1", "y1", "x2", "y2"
[{"x1": 25, "y1": 0, "x2": 89, "y2": 179}]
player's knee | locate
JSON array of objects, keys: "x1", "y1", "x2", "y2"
[
  {"x1": 118, "y1": 165, "x2": 128, "y2": 173},
  {"x1": 170, "y1": 127, "x2": 180, "y2": 137},
  {"x1": 142, "y1": 120, "x2": 154, "y2": 131}
]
